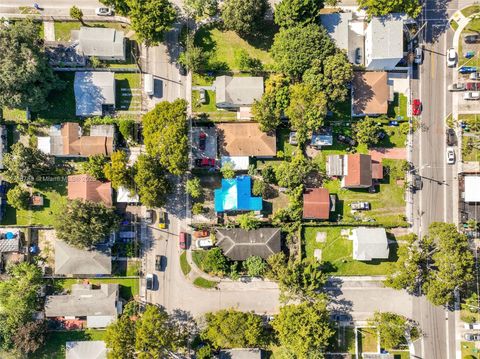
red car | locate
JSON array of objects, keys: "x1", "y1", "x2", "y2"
[
  {"x1": 179, "y1": 232, "x2": 187, "y2": 250},
  {"x1": 466, "y1": 82, "x2": 480, "y2": 91},
  {"x1": 199, "y1": 132, "x2": 206, "y2": 151},
  {"x1": 412, "y1": 99, "x2": 422, "y2": 116},
  {"x1": 195, "y1": 158, "x2": 215, "y2": 168}
]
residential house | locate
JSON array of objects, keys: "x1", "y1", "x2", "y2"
[
  {"x1": 216, "y1": 228, "x2": 281, "y2": 261},
  {"x1": 38, "y1": 122, "x2": 114, "y2": 157},
  {"x1": 74, "y1": 71, "x2": 115, "y2": 117},
  {"x1": 66, "y1": 341, "x2": 107, "y2": 359},
  {"x1": 352, "y1": 71, "x2": 390, "y2": 117},
  {"x1": 219, "y1": 349, "x2": 263, "y2": 359},
  {"x1": 45, "y1": 283, "x2": 121, "y2": 328},
  {"x1": 365, "y1": 15, "x2": 404, "y2": 70},
  {"x1": 217, "y1": 122, "x2": 276, "y2": 170},
  {"x1": 303, "y1": 188, "x2": 332, "y2": 220},
  {"x1": 76, "y1": 27, "x2": 126, "y2": 61},
  {"x1": 349, "y1": 227, "x2": 389, "y2": 261},
  {"x1": 214, "y1": 76, "x2": 264, "y2": 109},
  {"x1": 214, "y1": 176, "x2": 262, "y2": 213},
  {"x1": 460, "y1": 175, "x2": 480, "y2": 223},
  {"x1": 54, "y1": 240, "x2": 111, "y2": 276},
  {"x1": 68, "y1": 174, "x2": 113, "y2": 207},
  {"x1": 326, "y1": 154, "x2": 383, "y2": 189}
]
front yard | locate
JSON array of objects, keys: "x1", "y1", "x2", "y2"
[
  {"x1": 54, "y1": 21, "x2": 132, "y2": 42},
  {"x1": 115, "y1": 73, "x2": 141, "y2": 111},
  {"x1": 303, "y1": 226, "x2": 399, "y2": 276},
  {"x1": 461, "y1": 341, "x2": 480, "y2": 359},
  {"x1": 358, "y1": 327, "x2": 378, "y2": 354}
]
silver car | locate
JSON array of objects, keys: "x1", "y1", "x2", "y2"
[
  {"x1": 95, "y1": 7, "x2": 113, "y2": 16},
  {"x1": 464, "y1": 91, "x2": 480, "y2": 100},
  {"x1": 447, "y1": 48, "x2": 457, "y2": 67},
  {"x1": 446, "y1": 147, "x2": 455, "y2": 165}
]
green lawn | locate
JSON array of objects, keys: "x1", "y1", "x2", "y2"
[
  {"x1": 30, "y1": 329, "x2": 105, "y2": 359},
  {"x1": 115, "y1": 73, "x2": 141, "y2": 111},
  {"x1": 388, "y1": 350, "x2": 410, "y2": 359},
  {"x1": 192, "y1": 89, "x2": 217, "y2": 112},
  {"x1": 277, "y1": 128, "x2": 296, "y2": 158},
  {"x1": 461, "y1": 341, "x2": 480, "y2": 359},
  {"x1": 451, "y1": 19, "x2": 459, "y2": 31},
  {"x1": 193, "y1": 276, "x2": 218, "y2": 288},
  {"x1": 54, "y1": 21, "x2": 131, "y2": 42},
  {"x1": 1, "y1": 181, "x2": 67, "y2": 226},
  {"x1": 329, "y1": 97, "x2": 352, "y2": 123},
  {"x1": 192, "y1": 250, "x2": 208, "y2": 272},
  {"x1": 36, "y1": 72, "x2": 76, "y2": 123},
  {"x1": 194, "y1": 24, "x2": 275, "y2": 72},
  {"x1": 3, "y1": 108, "x2": 27, "y2": 122},
  {"x1": 328, "y1": 326, "x2": 356, "y2": 354},
  {"x1": 358, "y1": 328, "x2": 378, "y2": 354},
  {"x1": 459, "y1": 18, "x2": 480, "y2": 66},
  {"x1": 51, "y1": 277, "x2": 139, "y2": 301},
  {"x1": 461, "y1": 5, "x2": 480, "y2": 17},
  {"x1": 180, "y1": 251, "x2": 191, "y2": 275},
  {"x1": 378, "y1": 125, "x2": 407, "y2": 148},
  {"x1": 460, "y1": 114, "x2": 480, "y2": 132},
  {"x1": 388, "y1": 93, "x2": 408, "y2": 120},
  {"x1": 303, "y1": 226, "x2": 399, "y2": 276},
  {"x1": 463, "y1": 136, "x2": 480, "y2": 161}
]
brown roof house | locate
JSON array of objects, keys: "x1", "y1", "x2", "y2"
[
  {"x1": 327, "y1": 154, "x2": 383, "y2": 189},
  {"x1": 217, "y1": 123, "x2": 276, "y2": 171},
  {"x1": 303, "y1": 188, "x2": 332, "y2": 220},
  {"x1": 352, "y1": 71, "x2": 390, "y2": 117},
  {"x1": 68, "y1": 174, "x2": 113, "y2": 206},
  {"x1": 37, "y1": 122, "x2": 114, "y2": 157}
]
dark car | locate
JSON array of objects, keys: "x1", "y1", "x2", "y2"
[
  {"x1": 465, "y1": 34, "x2": 480, "y2": 43},
  {"x1": 146, "y1": 273, "x2": 154, "y2": 290},
  {"x1": 330, "y1": 313, "x2": 351, "y2": 322},
  {"x1": 446, "y1": 128, "x2": 456, "y2": 146},
  {"x1": 179, "y1": 232, "x2": 187, "y2": 250},
  {"x1": 199, "y1": 132, "x2": 206, "y2": 151},
  {"x1": 337, "y1": 134, "x2": 357, "y2": 146},
  {"x1": 355, "y1": 47, "x2": 362, "y2": 65},
  {"x1": 155, "y1": 255, "x2": 166, "y2": 271},
  {"x1": 464, "y1": 332, "x2": 480, "y2": 341},
  {"x1": 459, "y1": 66, "x2": 478, "y2": 74},
  {"x1": 413, "y1": 175, "x2": 423, "y2": 190},
  {"x1": 195, "y1": 158, "x2": 215, "y2": 168}
]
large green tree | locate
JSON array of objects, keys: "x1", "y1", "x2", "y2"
[
  {"x1": 202, "y1": 247, "x2": 229, "y2": 275},
  {"x1": 274, "y1": 0, "x2": 323, "y2": 28},
  {"x1": 272, "y1": 301, "x2": 333, "y2": 358},
  {"x1": 12, "y1": 320, "x2": 46, "y2": 355},
  {"x1": 274, "y1": 154, "x2": 313, "y2": 189},
  {"x1": 134, "y1": 154, "x2": 172, "y2": 208},
  {"x1": 127, "y1": 0, "x2": 177, "y2": 46},
  {"x1": 243, "y1": 256, "x2": 267, "y2": 277},
  {"x1": 202, "y1": 309, "x2": 266, "y2": 348},
  {"x1": 353, "y1": 116, "x2": 382, "y2": 147},
  {"x1": 104, "y1": 150, "x2": 133, "y2": 190},
  {"x1": 221, "y1": 0, "x2": 268, "y2": 37},
  {"x1": 82, "y1": 154, "x2": 109, "y2": 180},
  {"x1": 271, "y1": 23, "x2": 336, "y2": 79},
  {"x1": 368, "y1": 311, "x2": 420, "y2": 350},
  {"x1": 0, "y1": 20, "x2": 59, "y2": 112},
  {"x1": 3, "y1": 143, "x2": 53, "y2": 186},
  {"x1": 358, "y1": 0, "x2": 422, "y2": 18},
  {"x1": 6, "y1": 185, "x2": 30, "y2": 210},
  {"x1": 54, "y1": 200, "x2": 120, "y2": 249},
  {"x1": 143, "y1": 99, "x2": 188, "y2": 175},
  {"x1": 237, "y1": 212, "x2": 261, "y2": 230},
  {"x1": 183, "y1": 0, "x2": 217, "y2": 18},
  {"x1": 105, "y1": 315, "x2": 136, "y2": 359}
]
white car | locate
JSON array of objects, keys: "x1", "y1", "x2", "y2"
[
  {"x1": 196, "y1": 238, "x2": 213, "y2": 249},
  {"x1": 464, "y1": 91, "x2": 480, "y2": 100},
  {"x1": 446, "y1": 147, "x2": 455, "y2": 164},
  {"x1": 95, "y1": 7, "x2": 113, "y2": 16},
  {"x1": 414, "y1": 47, "x2": 423, "y2": 64},
  {"x1": 447, "y1": 48, "x2": 457, "y2": 67},
  {"x1": 470, "y1": 72, "x2": 480, "y2": 80}
]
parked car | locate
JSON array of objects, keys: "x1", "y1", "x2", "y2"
[
  {"x1": 412, "y1": 99, "x2": 422, "y2": 115},
  {"x1": 355, "y1": 47, "x2": 362, "y2": 65},
  {"x1": 446, "y1": 128, "x2": 456, "y2": 146},
  {"x1": 145, "y1": 209, "x2": 154, "y2": 224},
  {"x1": 196, "y1": 238, "x2": 213, "y2": 249},
  {"x1": 193, "y1": 229, "x2": 209, "y2": 238},
  {"x1": 470, "y1": 72, "x2": 480, "y2": 80},
  {"x1": 389, "y1": 120, "x2": 399, "y2": 126},
  {"x1": 446, "y1": 147, "x2": 455, "y2": 164},
  {"x1": 195, "y1": 158, "x2": 216, "y2": 168},
  {"x1": 459, "y1": 66, "x2": 477, "y2": 74},
  {"x1": 413, "y1": 175, "x2": 423, "y2": 190},
  {"x1": 448, "y1": 83, "x2": 466, "y2": 91},
  {"x1": 414, "y1": 47, "x2": 423, "y2": 64},
  {"x1": 179, "y1": 232, "x2": 187, "y2": 250},
  {"x1": 155, "y1": 255, "x2": 166, "y2": 271},
  {"x1": 289, "y1": 132, "x2": 298, "y2": 145},
  {"x1": 199, "y1": 89, "x2": 206, "y2": 104},
  {"x1": 146, "y1": 273, "x2": 154, "y2": 290},
  {"x1": 466, "y1": 82, "x2": 480, "y2": 90},
  {"x1": 447, "y1": 48, "x2": 457, "y2": 67},
  {"x1": 158, "y1": 211, "x2": 167, "y2": 229},
  {"x1": 465, "y1": 34, "x2": 480, "y2": 43},
  {"x1": 464, "y1": 91, "x2": 480, "y2": 100},
  {"x1": 350, "y1": 201, "x2": 371, "y2": 210},
  {"x1": 330, "y1": 313, "x2": 351, "y2": 322},
  {"x1": 464, "y1": 333, "x2": 480, "y2": 341},
  {"x1": 337, "y1": 134, "x2": 357, "y2": 146},
  {"x1": 199, "y1": 132, "x2": 206, "y2": 151},
  {"x1": 95, "y1": 7, "x2": 113, "y2": 16},
  {"x1": 464, "y1": 323, "x2": 480, "y2": 330}
]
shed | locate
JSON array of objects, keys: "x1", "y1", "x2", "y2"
[
  {"x1": 219, "y1": 348, "x2": 263, "y2": 359},
  {"x1": 327, "y1": 155, "x2": 344, "y2": 177},
  {"x1": 303, "y1": 188, "x2": 331, "y2": 220},
  {"x1": 350, "y1": 227, "x2": 389, "y2": 261}
]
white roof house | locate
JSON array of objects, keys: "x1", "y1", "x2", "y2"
[
  {"x1": 78, "y1": 27, "x2": 126, "y2": 61},
  {"x1": 465, "y1": 176, "x2": 480, "y2": 202},
  {"x1": 74, "y1": 72, "x2": 115, "y2": 117},
  {"x1": 66, "y1": 341, "x2": 107, "y2": 359},
  {"x1": 350, "y1": 227, "x2": 389, "y2": 261},
  {"x1": 365, "y1": 15, "x2": 404, "y2": 70},
  {"x1": 214, "y1": 76, "x2": 264, "y2": 108}
]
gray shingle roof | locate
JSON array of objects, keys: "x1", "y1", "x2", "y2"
[
  {"x1": 66, "y1": 341, "x2": 107, "y2": 359},
  {"x1": 74, "y1": 72, "x2": 115, "y2": 117},
  {"x1": 351, "y1": 227, "x2": 389, "y2": 261},
  {"x1": 54, "y1": 240, "x2": 111, "y2": 275},
  {"x1": 78, "y1": 27, "x2": 125, "y2": 60},
  {"x1": 216, "y1": 228, "x2": 281, "y2": 261},
  {"x1": 214, "y1": 76, "x2": 264, "y2": 107}
]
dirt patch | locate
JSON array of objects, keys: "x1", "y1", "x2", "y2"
[{"x1": 369, "y1": 148, "x2": 406, "y2": 162}]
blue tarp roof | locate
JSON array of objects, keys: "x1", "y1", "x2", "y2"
[{"x1": 214, "y1": 176, "x2": 262, "y2": 212}]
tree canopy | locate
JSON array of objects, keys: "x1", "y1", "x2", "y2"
[
  {"x1": 275, "y1": 154, "x2": 313, "y2": 189},
  {"x1": 100, "y1": 0, "x2": 130, "y2": 15},
  {"x1": 353, "y1": 116, "x2": 382, "y2": 147},
  {"x1": 183, "y1": 0, "x2": 217, "y2": 18},
  {"x1": 6, "y1": 185, "x2": 30, "y2": 210},
  {"x1": 82, "y1": 154, "x2": 108, "y2": 180},
  {"x1": 237, "y1": 212, "x2": 261, "y2": 230},
  {"x1": 104, "y1": 150, "x2": 133, "y2": 190},
  {"x1": 134, "y1": 154, "x2": 172, "y2": 208},
  {"x1": 221, "y1": 0, "x2": 268, "y2": 37},
  {"x1": 271, "y1": 23, "x2": 336, "y2": 79},
  {"x1": 105, "y1": 315, "x2": 136, "y2": 359},
  {"x1": 202, "y1": 247, "x2": 229, "y2": 275},
  {"x1": 244, "y1": 256, "x2": 267, "y2": 277},
  {"x1": 358, "y1": 0, "x2": 422, "y2": 18},
  {"x1": 143, "y1": 99, "x2": 188, "y2": 175},
  {"x1": 368, "y1": 311, "x2": 420, "y2": 350},
  {"x1": 0, "y1": 20, "x2": 59, "y2": 112},
  {"x1": 54, "y1": 200, "x2": 120, "y2": 249},
  {"x1": 274, "y1": 0, "x2": 323, "y2": 28},
  {"x1": 202, "y1": 309, "x2": 266, "y2": 348},
  {"x1": 186, "y1": 177, "x2": 202, "y2": 199}
]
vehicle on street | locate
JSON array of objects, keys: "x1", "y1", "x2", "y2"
[
  {"x1": 464, "y1": 91, "x2": 480, "y2": 100},
  {"x1": 470, "y1": 72, "x2": 480, "y2": 80},
  {"x1": 464, "y1": 333, "x2": 480, "y2": 341},
  {"x1": 179, "y1": 232, "x2": 187, "y2": 250},
  {"x1": 459, "y1": 66, "x2": 477, "y2": 74},
  {"x1": 144, "y1": 74, "x2": 154, "y2": 96},
  {"x1": 145, "y1": 209, "x2": 154, "y2": 224},
  {"x1": 446, "y1": 147, "x2": 455, "y2": 164},
  {"x1": 158, "y1": 211, "x2": 167, "y2": 229},
  {"x1": 199, "y1": 89, "x2": 206, "y2": 104},
  {"x1": 465, "y1": 34, "x2": 480, "y2": 43},
  {"x1": 447, "y1": 48, "x2": 457, "y2": 67},
  {"x1": 466, "y1": 82, "x2": 480, "y2": 91},
  {"x1": 146, "y1": 273, "x2": 154, "y2": 290},
  {"x1": 155, "y1": 255, "x2": 166, "y2": 271},
  {"x1": 413, "y1": 175, "x2": 423, "y2": 191},
  {"x1": 95, "y1": 7, "x2": 113, "y2": 16},
  {"x1": 414, "y1": 47, "x2": 423, "y2": 64},
  {"x1": 350, "y1": 202, "x2": 371, "y2": 210},
  {"x1": 412, "y1": 99, "x2": 422, "y2": 115},
  {"x1": 355, "y1": 47, "x2": 362, "y2": 65},
  {"x1": 199, "y1": 132, "x2": 206, "y2": 151},
  {"x1": 193, "y1": 229, "x2": 209, "y2": 238},
  {"x1": 196, "y1": 238, "x2": 213, "y2": 249},
  {"x1": 337, "y1": 134, "x2": 357, "y2": 146},
  {"x1": 464, "y1": 323, "x2": 480, "y2": 330},
  {"x1": 194, "y1": 158, "x2": 216, "y2": 168},
  {"x1": 446, "y1": 128, "x2": 456, "y2": 146},
  {"x1": 448, "y1": 83, "x2": 466, "y2": 91}
]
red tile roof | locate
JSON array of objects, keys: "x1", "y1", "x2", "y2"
[
  {"x1": 68, "y1": 174, "x2": 112, "y2": 206},
  {"x1": 344, "y1": 154, "x2": 372, "y2": 188},
  {"x1": 303, "y1": 188, "x2": 330, "y2": 220}
]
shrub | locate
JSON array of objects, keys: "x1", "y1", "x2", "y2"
[
  {"x1": 252, "y1": 179, "x2": 266, "y2": 197},
  {"x1": 192, "y1": 202, "x2": 204, "y2": 215},
  {"x1": 244, "y1": 255, "x2": 266, "y2": 277},
  {"x1": 7, "y1": 185, "x2": 30, "y2": 210}
]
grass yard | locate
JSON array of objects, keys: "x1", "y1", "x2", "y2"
[
  {"x1": 459, "y1": 18, "x2": 480, "y2": 66},
  {"x1": 112, "y1": 260, "x2": 141, "y2": 276},
  {"x1": 193, "y1": 276, "x2": 218, "y2": 288},
  {"x1": 192, "y1": 89, "x2": 217, "y2": 113},
  {"x1": 358, "y1": 328, "x2": 379, "y2": 354},
  {"x1": 462, "y1": 5, "x2": 480, "y2": 17},
  {"x1": 463, "y1": 135, "x2": 480, "y2": 161},
  {"x1": 378, "y1": 125, "x2": 407, "y2": 148},
  {"x1": 30, "y1": 329, "x2": 105, "y2": 359},
  {"x1": 54, "y1": 21, "x2": 131, "y2": 42},
  {"x1": 303, "y1": 226, "x2": 399, "y2": 276},
  {"x1": 51, "y1": 277, "x2": 139, "y2": 301},
  {"x1": 277, "y1": 128, "x2": 297, "y2": 158},
  {"x1": 451, "y1": 19, "x2": 459, "y2": 31},
  {"x1": 1, "y1": 181, "x2": 67, "y2": 226},
  {"x1": 461, "y1": 341, "x2": 480, "y2": 359},
  {"x1": 3, "y1": 108, "x2": 28, "y2": 122},
  {"x1": 388, "y1": 351, "x2": 410, "y2": 359},
  {"x1": 115, "y1": 73, "x2": 141, "y2": 111},
  {"x1": 388, "y1": 93, "x2": 408, "y2": 120},
  {"x1": 192, "y1": 250, "x2": 208, "y2": 272},
  {"x1": 180, "y1": 251, "x2": 191, "y2": 275},
  {"x1": 329, "y1": 97, "x2": 352, "y2": 123},
  {"x1": 36, "y1": 72, "x2": 76, "y2": 123},
  {"x1": 194, "y1": 24, "x2": 275, "y2": 72},
  {"x1": 460, "y1": 114, "x2": 480, "y2": 132},
  {"x1": 328, "y1": 326, "x2": 356, "y2": 354}
]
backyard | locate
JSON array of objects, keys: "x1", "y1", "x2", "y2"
[
  {"x1": 54, "y1": 21, "x2": 132, "y2": 42},
  {"x1": 115, "y1": 73, "x2": 142, "y2": 111},
  {"x1": 36, "y1": 72, "x2": 77, "y2": 123},
  {"x1": 303, "y1": 226, "x2": 399, "y2": 276},
  {"x1": 458, "y1": 16, "x2": 480, "y2": 66}
]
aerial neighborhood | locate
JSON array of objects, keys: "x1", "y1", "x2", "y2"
[{"x1": 0, "y1": 0, "x2": 478, "y2": 358}]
